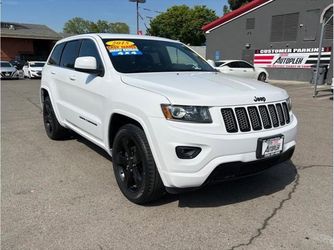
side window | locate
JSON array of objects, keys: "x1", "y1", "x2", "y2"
[
  {"x1": 60, "y1": 40, "x2": 81, "y2": 69},
  {"x1": 48, "y1": 43, "x2": 65, "y2": 66},
  {"x1": 238, "y1": 61, "x2": 253, "y2": 68},
  {"x1": 78, "y1": 39, "x2": 104, "y2": 70},
  {"x1": 228, "y1": 62, "x2": 239, "y2": 68}
]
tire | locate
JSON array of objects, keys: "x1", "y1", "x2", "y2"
[
  {"x1": 258, "y1": 73, "x2": 267, "y2": 82},
  {"x1": 112, "y1": 124, "x2": 165, "y2": 204},
  {"x1": 43, "y1": 96, "x2": 69, "y2": 140}
]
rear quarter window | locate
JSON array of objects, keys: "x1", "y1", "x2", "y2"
[{"x1": 48, "y1": 43, "x2": 65, "y2": 66}]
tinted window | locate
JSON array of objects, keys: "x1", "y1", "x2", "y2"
[
  {"x1": 238, "y1": 61, "x2": 253, "y2": 68},
  {"x1": 48, "y1": 43, "x2": 65, "y2": 66},
  {"x1": 79, "y1": 39, "x2": 103, "y2": 70},
  {"x1": 60, "y1": 40, "x2": 81, "y2": 69},
  {"x1": 215, "y1": 61, "x2": 226, "y2": 67},
  {"x1": 228, "y1": 62, "x2": 239, "y2": 68}
]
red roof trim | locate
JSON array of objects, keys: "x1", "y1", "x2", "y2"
[{"x1": 202, "y1": 0, "x2": 271, "y2": 32}]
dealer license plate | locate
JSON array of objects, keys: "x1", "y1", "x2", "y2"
[{"x1": 257, "y1": 135, "x2": 284, "y2": 159}]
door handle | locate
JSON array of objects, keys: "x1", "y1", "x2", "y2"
[
  {"x1": 243, "y1": 70, "x2": 247, "y2": 72},
  {"x1": 69, "y1": 75, "x2": 76, "y2": 81},
  {"x1": 229, "y1": 69, "x2": 233, "y2": 71},
  {"x1": 51, "y1": 71, "x2": 55, "y2": 75}
]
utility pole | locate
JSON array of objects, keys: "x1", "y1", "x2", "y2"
[{"x1": 129, "y1": 0, "x2": 146, "y2": 34}]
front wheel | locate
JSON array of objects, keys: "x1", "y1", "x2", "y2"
[
  {"x1": 112, "y1": 124, "x2": 164, "y2": 204},
  {"x1": 258, "y1": 73, "x2": 267, "y2": 82}
]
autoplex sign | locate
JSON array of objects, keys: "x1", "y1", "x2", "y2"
[{"x1": 253, "y1": 47, "x2": 332, "y2": 68}]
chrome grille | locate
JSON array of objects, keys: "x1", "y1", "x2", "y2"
[{"x1": 221, "y1": 102, "x2": 290, "y2": 133}]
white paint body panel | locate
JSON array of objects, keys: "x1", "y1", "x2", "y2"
[{"x1": 41, "y1": 34, "x2": 297, "y2": 188}]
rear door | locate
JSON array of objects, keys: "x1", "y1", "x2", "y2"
[
  {"x1": 62, "y1": 38, "x2": 106, "y2": 141},
  {"x1": 53, "y1": 39, "x2": 82, "y2": 128}
]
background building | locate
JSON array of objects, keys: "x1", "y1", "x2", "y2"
[
  {"x1": 203, "y1": 0, "x2": 333, "y2": 83},
  {"x1": 1, "y1": 22, "x2": 61, "y2": 62}
]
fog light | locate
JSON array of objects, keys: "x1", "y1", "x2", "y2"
[{"x1": 176, "y1": 146, "x2": 201, "y2": 159}]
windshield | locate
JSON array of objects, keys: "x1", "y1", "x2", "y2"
[
  {"x1": 1, "y1": 62, "x2": 12, "y2": 67},
  {"x1": 30, "y1": 62, "x2": 45, "y2": 67},
  {"x1": 215, "y1": 61, "x2": 226, "y2": 67},
  {"x1": 102, "y1": 39, "x2": 215, "y2": 73}
]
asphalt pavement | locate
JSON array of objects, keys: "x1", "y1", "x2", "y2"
[{"x1": 1, "y1": 79, "x2": 333, "y2": 249}]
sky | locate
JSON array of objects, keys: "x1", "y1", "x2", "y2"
[{"x1": 2, "y1": 0, "x2": 228, "y2": 34}]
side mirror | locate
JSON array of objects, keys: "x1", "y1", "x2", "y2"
[
  {"x1": 207, "y1": 59, "x2": 216, "y2": 68},
  {"x1": 74, "y1": 56, "x2": 103, "y2": 76}
]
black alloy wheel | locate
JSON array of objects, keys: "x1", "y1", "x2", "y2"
[{"x1": 112, "y1": 124, "x2": 164, "y2": 204}]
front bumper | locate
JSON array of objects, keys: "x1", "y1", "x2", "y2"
[
  {"x1": 0, "y1": 72, "x2": 19, "y2": 79},
  {"x1": 148, "y1": 114, "x2": 297, "y2": 188}
]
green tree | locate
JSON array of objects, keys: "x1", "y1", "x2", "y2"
[
  {"x1": 147, "y1": 5, "x2": 218, "y2": 46},
  {"x1": 63, "y1": 17, "x2": 129, "y2": 34},
  {"x1": 223, "y1": 5, "x2": 231, "y2": 15},
  {"x1": 228, "y1": 0, "x2": 253, "y2": 11}
]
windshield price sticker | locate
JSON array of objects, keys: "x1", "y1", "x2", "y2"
[{"x1": 106, "y1": 40, "x2": 143, "y2": 56}]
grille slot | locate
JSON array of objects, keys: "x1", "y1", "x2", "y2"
[
  {"x1": 282, "y1": 102, "x2": 290, "y2": 123},
  {"x1": 235, "y1": 108, "x2": 251, "y2": 132},
  {"x1": 247, "y1": 106, "x2": 262, "y2": 130},
  {"x1": 276, "y1": 103, "x2": 285, "y2": 125},
  {"x1": 268, "y1": 104, "x2": 279, "y2": 127},
  {"x1": 221, "y1": 108, "x2": 238, "y2": 133},
  {"x1": 258, "y1": 105, "x2": 272, "y2": 129}
]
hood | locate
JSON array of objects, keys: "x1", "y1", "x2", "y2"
[
  {"x1": 1, "y1": 67, "x2": 16, "y2": 72},
  {"x1": 121, "y1": 72, "x2": 288, "y2": 106}
]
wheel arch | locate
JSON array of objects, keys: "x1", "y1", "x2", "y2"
[{"x1": 108, "y1": 112, "x2": 145, "y2": 150}]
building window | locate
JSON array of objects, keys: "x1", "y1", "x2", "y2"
[
  {"x1": 324, "y1": 18, "x2": 333, "y2": 40},
  {"x1": 270, "y1": 13, "x2": 299, "y2": 42},
  {"x1": 246, "y1": 18, "x2": 255, "y2": 30},
  {"x1": 304, "y1": 9, "x2": 320, "y2": 41}
]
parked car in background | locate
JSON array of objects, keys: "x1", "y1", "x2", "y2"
[
  {"x1": 23, "y1": 61, "x2": 45, "y2": 78},
  {"x1": 0, "y1": 61, "x2": 20, "y2": 79},
  {"x1": 215, "y1": 60, "x2": 268, "y2": 82}
]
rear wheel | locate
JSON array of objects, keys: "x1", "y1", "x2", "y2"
[
  {"x1": 112, "y1": 124, "x2": 164, "y2": 204},
  {"x1": 43, "y1": 96, "x2": 70, "y2": 140},
  {"x1": 258, "y1": 73, "x2": 267, "y2": 82}
]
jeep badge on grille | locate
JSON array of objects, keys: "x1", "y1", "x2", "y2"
[{"x1": 254, "y1": 96, "x2": 266, "y2": 102}]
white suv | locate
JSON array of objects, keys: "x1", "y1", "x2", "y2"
[{"x1": 41, "y1": 34, "x2": 297, "y2": 204}]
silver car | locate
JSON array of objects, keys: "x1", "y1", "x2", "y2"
[{"x1": 1, "y1": 61, "x2": 20, "y2": 79}]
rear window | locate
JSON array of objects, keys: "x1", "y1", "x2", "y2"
[
  {"x1": 48, "y1": 43, "x2": 65, "y2": 66},
  {"x1": 60, "y1": 40, "x2": 81, "y2": 69}
]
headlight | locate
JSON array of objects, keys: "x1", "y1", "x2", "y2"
[
  {"x1": 286, "y1": 97, "x2": 292, "y2": 111},
  {"x1": 161, "y1": 104, "x2": 212, "y2": 123}
]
